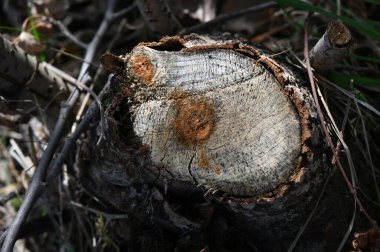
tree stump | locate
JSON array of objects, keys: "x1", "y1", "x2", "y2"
[{"x1": 79, "y1": 34, "x2": 344, "y2": 251}]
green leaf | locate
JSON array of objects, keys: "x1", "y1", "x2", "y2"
[
  {"x1": 329, "y1": 72, "x2": 380, "y2": 87},
  {"x1": 28, "y1": 9, "x2": 41, "y2": 42},
  {"x1": 327, "y1": 71, "x2": 380, "y2": 101},
  {"x1": 0, "y1": 26, "x2": 22, "y2": 32},
  {"x1": 28, "y1": 7, "x2": 47, "y2": 62},
  {"x1": 367, "y1": 20, "x2": 380, "y2": 27},
  {"x1": 10, "y1": 197, "x2": 22, "y2": 210},
  {"x1": 59, "y1": 241, "x2": 75, "y2": 252},
  {"x1": 38, "y1": 53, "x2": 47, "y2": 62},
  {"x1": 364, "y1": 0, "x2": 380, "y2": 6},
  {"x1": 350, "y1": 54, "x2": 380, "y2": 64},
  {"x1": 275, "y1": 0, "x2": 380, "y2": 41}
]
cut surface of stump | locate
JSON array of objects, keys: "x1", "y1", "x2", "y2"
[
  {"x1": 101, "y1": 35, "x2": 310, "y2": 197},
  {"x1": 85, "y1": 35, "x2": 335, "y2": 252}
]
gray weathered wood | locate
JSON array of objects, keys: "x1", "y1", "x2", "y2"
[
  {"x1": 310, "y1": 20, "x2": 354, "y2": 72},
  {"x1": 96, "y1": 34, "x2": 321, "y2": 199},
  {"x1": 0, "y1": 35, "x2": 70, "y2": 99},
  {"x1": 126, "y1": 43, "x2": 301, "y2": 196},
  {"x1": 82, "y1": 34, "x2": 336, "y2": 251}
]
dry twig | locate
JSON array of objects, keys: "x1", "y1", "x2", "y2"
[
  {"x1": 303, "y1": 21, "x2": 378, "y2": 233},
  {"x1": 179, "y1": 2, "x2": 278, "y2": 35},
  {"x1": 0, "y1": 1, "x2": 118, "y2": 250}
]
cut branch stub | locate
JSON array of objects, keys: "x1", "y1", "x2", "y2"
[
  {"x1": 100, "y1": 35, "x2": 318, "y2": 198},
  {"x1": 309, "y1": 20, "x2": 355, "y2": 72}
]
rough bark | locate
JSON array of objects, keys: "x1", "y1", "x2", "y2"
[
  {"x1": 122, "y1": 39, "x2": 302, "y2": 197},
  {"x1": 78, "y1": 34, "x2": 350, "y2": 251},
  {"x1": 309, "y1": 20, "x2": 355, "y2": 72},
  {"x1": 0, "y1": 35, "x2": 70, "y2": 100}
]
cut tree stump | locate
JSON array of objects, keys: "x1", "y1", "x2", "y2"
[{"x1": 79, "y1": 34, "x2": 352, "y2": 251}]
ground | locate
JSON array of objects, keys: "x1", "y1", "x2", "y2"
[{"x1": 1, "y1": 0, "x2": 380, "y2": 251}]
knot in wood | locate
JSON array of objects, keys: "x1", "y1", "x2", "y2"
[
  {"x1": 108, "y1": 35, "x2": 317, "y2": 197},
  {"x1": 172, "y1": 95, "x2": 215, "y2": 146},
  {"x1": 130, "y1": 55, "x2": 154, "y2": 85}
]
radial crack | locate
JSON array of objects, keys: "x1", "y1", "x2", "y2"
[{"x1": 188, "y1": 153, "x2": 197, "y2": 183}]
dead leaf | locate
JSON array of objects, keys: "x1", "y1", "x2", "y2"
[
  {"x1": 14, "y1": 31, "x2": 46, "y2": 55},
  {"x1": 352, "y1": 228, "x2": 380, "y2": 251}
]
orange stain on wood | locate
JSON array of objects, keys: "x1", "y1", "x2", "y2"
[
  {"x1": 130, "y1": 55, "x2": 154, "y2": 85},
  {"x1": 171, "y1": 91, "x2": 216, "y2": 170},
  {"x1": 214, "y1": 164, "x2": 221, "y2": 175},
  {"x1": 172, "y1": 92, "x2": 215, "y2": 146},
  {"x1": 198, "y1": 148, "x2": 210, "y2": 168}
]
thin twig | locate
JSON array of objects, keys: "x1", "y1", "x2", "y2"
[
  {"x1": 318, "y1": 75, "x2": 380, "y2": 117},
  {"x1": 70, "y1": 201, "x2": 129, "y2": 224},
  {"x1": 70, "y1": 200, "x2": 128, "y2": 250},
  {"x1": 303, "y1": 22, "x2": 378, "y2": 232},
  {"x1": 289, "y1": 96, "x2": 351, "y2": 251},
  {"x1": 111, "y1": 2, "x2": 137, "y2": 20},
  {"x1": 0, "y1": 190, "x2": 23, "y2": 206},
  {"x1": 287, "y1": 169, "x2": 333, "y2": 252},
  {"x1": 337, "y1": 95, "x2": 356, "y2": 252},
  {"x1": 47, "y1": 79, "x2": 110, "y2": 182},
  {"x1": 31, "y1": 94, "x2": 51, "y2": 136},
  {"x1": 337, "y1": 198, "x2": 356, "y2": 252},
  {"x1": 63, "y1": 78, "x2": 105, "y2": 145},
  {"x1": 49, "y1": 47, "x2": 99, "y2": 68},
  {"x1": 341, "y1": 98, "x2": 352, "y2": 136},
  {"x1": 49, "y1": 18, "x2": 88, "y2": 48},
  {"x1": 0, "y1": 82, "x2": 108, "y2": 249},
  {"x1": 0, "y1": 1, "x2": 117, "y2": 251},
  {"x1": 71, "y1": 18, "x2": 127, "y2": 143},
  {"x1": 179, "y1": 2, "x2": 278, "y2": 35},
  {"x1": 336, "y1": 0, "x2": 341, "y2": 16},
  {"x1": 286, "y1": 50, "x2": 380, "y2": 117},
  {"x1": 353, "y1": 97, "x2": 379, "y2": 202}
]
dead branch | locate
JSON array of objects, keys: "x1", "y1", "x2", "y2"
[
  {"x1": 309, "y1": 20, "x2": 355, "y2": 72},
  {"x1": 179, "y1": 2, "x2": 278, "y2": 35},
  {"x1": 303, "y1": 21, "x2": 378, "y2": 233},
  {"x1": 0, "y1": 1, "x2": 118, "y2": 251}
]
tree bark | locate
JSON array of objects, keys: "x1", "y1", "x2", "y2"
[
  {"x1": 0, "y1": 35, "x2": 70, "y2": 100},
  {"x1": 79, "y1": 34, "x2": 351, "y2": 251},
  {"x1": 309, "y1": 20, "x2": 355, "y2": 72}
]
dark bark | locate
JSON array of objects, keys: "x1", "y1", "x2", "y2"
[{"x1": 78, "y1": 34, "x2": 353, "y2": 251}]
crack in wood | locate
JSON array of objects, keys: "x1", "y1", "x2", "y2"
[{"x1": 188, "y1": 153, "x2": 197, "y2": 183}]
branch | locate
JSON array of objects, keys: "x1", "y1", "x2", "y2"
[
  {"x1": 303, "y1": 22, "x2": 379, "y2": 233},
  {"x1": 0, "y1": 88, "x2": 105, "y2": 247},
  {"x1": 179, "y1": 2, "x2": 278, "y2": 35},
  {"x1": 111, "y1": 2, "x2": 137, "y2": 21},
  {"x1": 49, "y1": 19, "x2": 88, "y2": 48},
  {"x1": 309, "y1": 20, "x2": 355, "y2": 72},
  {"x1": 0, "y1": 35, "x2": 70, "y2": 100},
  {"x1": 0, "y1": 1, "x2": 117, "y2": 251}
]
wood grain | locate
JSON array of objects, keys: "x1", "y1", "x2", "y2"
[
  {"x1": 125, "y1": 39, "x2": 301, "y2": 196},
  {"x1": 0, "y1": 35, "x2": 69, "y2": 99},
  {"x1": 83, "y1": 35, "x2": 333, "y2": 251}
]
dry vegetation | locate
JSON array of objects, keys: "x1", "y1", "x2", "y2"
[{"x1": 0, "y1": 0, "x2": 380, "y2": 251}]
